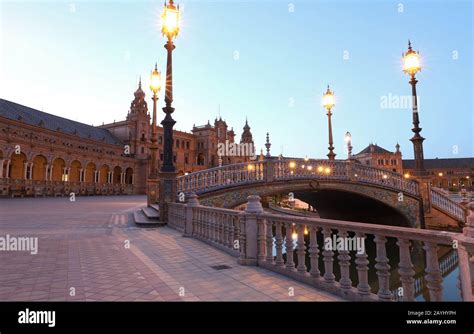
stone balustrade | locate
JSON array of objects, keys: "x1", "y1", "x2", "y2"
[
  {"x1": 176, "y1": 159, "x2": 421, "y2": 197},
  {"x1": 167, "y1": 194, "x2": 474, "y2": 301},
  {"x1": 0, "y1": 179, "x2": 134, "y2": 197},
  {"x1": 430, "y1": 187, "x2": 466, "y2": 222}
]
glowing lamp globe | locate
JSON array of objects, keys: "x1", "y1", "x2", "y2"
[
  {"x1": 161, "y1": 1, "x2": 180, "y2": 39},
  {"x1": 322, "y1": 86, "x2": 335, "y2": 110}
]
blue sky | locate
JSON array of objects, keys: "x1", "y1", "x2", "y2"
[{"x1": 0, "y1": 0, "x2": 472, "y2": 159}]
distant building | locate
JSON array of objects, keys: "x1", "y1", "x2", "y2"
[
  {"x1": 0, "y1": 80, "x2": 254, "y2": 197},
  {"x1": 353, "y1": 143, "x2": 473, "y2": 190},
  {"x1": 352, "y1": 143, "x2": 403, "y2": 174}
]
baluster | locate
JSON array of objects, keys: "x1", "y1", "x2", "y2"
[
  {"x1": 322, "y1": 227, "x2": 335, "y2": 284},
  {"x1": 220, "y1": 213, "x2": 225, "y2": 245},
  {"x1": 275, "y1": 222, "x2": 284, "y2": 266},
  {"x1": 238, "y1": 216, "x2": 246, "y2": 262},
  {"x1": 355, "y1": 232, "x2": 371, "y2": 297},
  {"x1": 374, "y1": 234, "x2": 392, "y2": 301},
  {"x1": 337, "y1": 229, "x2": 352, "y2": 291},
  {"x1": 308, "y1": 226, "x2": 320, "y2": 278},
  {"x1": 397, "y1": 238, "x2": 415, "y2": 301},
  {"x1": 233, "y1": 216, "x2": 240, "y2": 249},
  {"x1": 423, "y1": 242, "x2": 443, "y2": 301},
  {"x1": 223, "y1": 214, "x2": 229, "y2": 248},
  {"x1": 296, "y1": 224, "x2": 307, "y2": 274},
  {"x1": 284, "y1": 223, "x2": 296, "y2": 270},
  {"x1": 266, "y1": 220, "x2": 274, "y2": 263},
  {"x1": 257, "y1": 218, "x2": 266, "y2": 263}
]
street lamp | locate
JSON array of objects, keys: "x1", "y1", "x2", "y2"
[
  {"x1": 344, "y1": 131, "x2": 352, "y2": 159},
  {"x1": 157, "y1": 0, "x2": 180, "y2": 222},
  {"x1": 149, "y1": 63, "x2": 161, "y2": 178},
  {"x1": 402, "y1": 40, "x2": 425, "y2": 174},
  {"x1": 322, "y1": 85, "x2": 336, "y2": 160},
  {"x1": 160, "y1": 0, "x2": 180, "y2": 173}
]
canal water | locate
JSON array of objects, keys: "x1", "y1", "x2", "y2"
[{"x1": 277, "y1": 230, "x2": 462, "y2": 301}]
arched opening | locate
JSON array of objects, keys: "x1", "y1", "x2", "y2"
[
  {"x1": 32, "y1": 155, "x2": 47, "y2": 181},
  {"x1": 113, "y1": 166, "x2": 122, "y2": 184},
  {"x1": 99, "y1": 164, "x2": 110, "y2": 183},
  {"x1": 125, "y1": 167, "x2": 133, "y2": 184},
  {"x1": 85, "y1": 162, "x2": 96, "y2": 183},
  {"x1": 52, "y1": 158, "x2": 66, "y2": 181},
  {"x1": 69, "y1": 160, "x2": 82, "y2": 182},
  {"x1": 10, "y1": 152, "x2": 27, "y2": 179},
  {"x1": 295, "y1": 189, "x2": 412, "y2": 227},
  {"x1": 197, "y1": 153, "x2": 205, "y2": 166}
]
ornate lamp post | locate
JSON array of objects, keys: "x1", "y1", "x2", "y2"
[
  {"x1": 345, "y1": 131, "x2": 352, "y2": 159},
  {"x1": 146, "y1": 64, "x2": 161, "y2": 206},
  {"x1": 149, "y1": 63, "x2": 161, "y2": 178},
  {"x1": 322, "y1": 85, "x2": 336, "y2": 160},
  {"x1": 158, "y1": 0, "x2": 180, "y2": 221},
  {"x1": 403, "y1": 40, "x2": 425, "y2": 174}
]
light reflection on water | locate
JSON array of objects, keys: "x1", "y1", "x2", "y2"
[{"x1": 275, "y1": 233, "x2": 462, "y2": 301}]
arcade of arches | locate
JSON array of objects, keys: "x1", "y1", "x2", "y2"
[{"x1": 0, "y1": 150, "x2": 135, "y2": 197}]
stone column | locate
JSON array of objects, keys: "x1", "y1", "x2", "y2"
[
  {"x1": 96, "y1": 171, "x2": 100, "y2": 183},
  {"x1": 44, "y1": 165, "x2": 49, "y2": 181},
  {"x1": 110, "y1": 172, "x2": 114, "y2": 184},
  {"x1": 184, "y1": 193, "x2": 199, "y2": 237},
  {"x1": 49, "y1": 165, "x2": 54, "y2": 181},
  {"x1": 29, "y1": 162, "x2": 34, "y2": 180},
  {"x1": 23, "y1": 162, "x2": 28, "y2": 179},
  {"x1": 5, "y1": 160, "x2": 10, "y2": 179},
  {"x1": 238, "y1": 195, "x2": 263, "y2": 266},
  {"x1": 79, "y1": 169, "x2": 84, "y2": 182},
  {"x1": 0, "y1": 159, "x2": 4, "y2": 178}
]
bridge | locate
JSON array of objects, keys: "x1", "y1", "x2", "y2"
[
  {"x1": 176, "y1": 158, "x2": 467, "y2": 228},
  {"x1": 135, "y1": 159, "x2": 474, "y2": 302}
]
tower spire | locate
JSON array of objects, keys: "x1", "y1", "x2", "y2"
[{"x1": 265, "y1": 132, "x2": 271, "y2": 158}]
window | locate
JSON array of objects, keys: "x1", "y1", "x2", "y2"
[
  {"x1": 173, "y1": 155, "x2": 177, "y2": 163},
  {"x1": 141, "y1": 147, "x2": 145, "y2": 154},
  {"x1": 185, "y1": 156, "x2": 189, "y2": 164},
  {"x1": 160, "y1": 153, "x2": 164, "y2": 161},
  {"x1": 176, "y1": 140, "x2": 180, "y2": 148},
  {"x1": 186, "y1": 141, "x2": 190, "y2": 149},
  {"x1": 158, "y1": 136, "x2": 163, "y2": 145}
]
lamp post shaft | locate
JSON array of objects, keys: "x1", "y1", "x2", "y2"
[
  {"x1": 149, "y1": 94, "x2": 158, "y2": 178},
  {"x1": 161, "y1": 38, "x2": 176, "y2": 173},
  {"x1": 327, "y1": 109, "x2": 336, "y2": 160},
  {"x1": 409, "y1": 74, "x2": 425, "y2": 173}
]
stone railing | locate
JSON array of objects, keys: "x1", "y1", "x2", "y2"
[
  {"x1": 176, "y1": 161, "x2": 266, "y2": 194},
  {"x1": 169, "y1": 194, "x2": 241, "y2": 257},
  {"x1": 177, "y1": 159, "x2": 420, "y2": 197},
  {"x1": 430, "y1": 187, "x2": 466, "y2": 222},
  {"x1": 166, "y1": 194, "x2": 474, "y2": 301},
  {"x1": 0, "y1": 178, "x2": 135, "y2": 197}
]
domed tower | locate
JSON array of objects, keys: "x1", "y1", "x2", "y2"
[
  {"x1": 127, "y1": 78, "x2": 150, "y2": 160},
  {"x1": 240, "y1": 118, "x2": 254, "y2": 145}
]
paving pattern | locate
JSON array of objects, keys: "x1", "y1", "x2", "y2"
[{"x1": 0, "y1": 196, "x2": 341, "y2": 301}]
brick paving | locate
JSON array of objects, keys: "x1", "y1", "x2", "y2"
[{"x1": 0, "y1": 196, "x2": 341, "y2": 301}]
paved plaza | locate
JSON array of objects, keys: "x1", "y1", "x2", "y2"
[{"x1": 0, "y1": 196, "x2": 340, "y2": 301}]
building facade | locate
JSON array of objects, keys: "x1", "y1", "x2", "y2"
[
  {"x1": 353, "y1": 143, "x2": 473, "y2": 191},
  {"x1": 0, "y1": 81, "x2": 254, "y2": 197}
]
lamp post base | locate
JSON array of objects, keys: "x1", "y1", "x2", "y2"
[
  {"x1": 147, "y1": 178, "x2": 159, "y2": 207},
  {"x1": 158, "y1": 171, "x2": 178, "y2": 223}
]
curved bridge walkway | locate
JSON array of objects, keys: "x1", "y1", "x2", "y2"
[{"x1": 177, "y1": 159, "x2": 466, "y2": 224}]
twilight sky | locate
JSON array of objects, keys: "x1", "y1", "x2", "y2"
[{"x1": 0, "y1": 0, "x2": 472, "y2": 159}]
